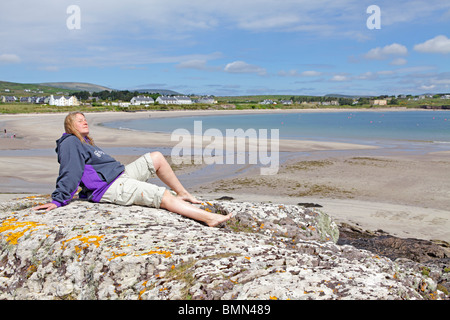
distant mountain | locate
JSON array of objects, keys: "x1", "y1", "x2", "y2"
[
  {"x1": 38, "y1": 82, "x2": 112, "y2": 93},
  {"x1": 134, "y1": 89, "x2": 182, "y2": 95},
  {"x1": 324, "y1": 94, "x2": 374, "y2": 99},
  {"x1": 39, "y1": 83, "x2": 182, "y2": 95},
  {"x1": 1, "y1": 80, "x2": 57, "y2": 91}
]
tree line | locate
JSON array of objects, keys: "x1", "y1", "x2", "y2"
[{"x1": 72, "y1": 90, "x2": 161, "y2": 101}]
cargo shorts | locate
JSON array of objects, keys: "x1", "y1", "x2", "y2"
[{"x1": 100, "y1": 153, "x2": 166, "y2": 208}]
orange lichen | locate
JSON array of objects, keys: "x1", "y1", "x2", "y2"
[
  {"x1": 61, "y1": 234, "x2": 105, "y2": 251},
  {"x1": 108, "y1": 251, "x2": 127, "y2": 261},
  {"x1": 139, "y1": 250, "x2": 172, "y2": 258},
  {"x1": 107, "y1": 249, "x2": 173, "y2": 261},
  {"x1": 0, "y1": 217, "x2": 44, "y2": 245},
  {"x1": 138, "y1": 281, "x2": 149, "y2": 300}
]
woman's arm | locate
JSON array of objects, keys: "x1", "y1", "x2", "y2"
[
  {"x1": 32, "y1": 202, "x2": 57, "y2": 212},
  {"x1": 33, "y1": 136, "x2": 86, "y2": 211}
]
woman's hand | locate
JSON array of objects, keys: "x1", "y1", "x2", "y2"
[{"x1": 32, "y1": 202, "x2": 57, "y2": 212}]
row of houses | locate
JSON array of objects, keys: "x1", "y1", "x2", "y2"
[
  {"x1": 130, "y1": 95, "x2": 216, "y2": 106},
  {"x1": 260, "y1": 99, "x2": 293, "y2": 105},
  {"x1": 1, "y1": 95, "x2": 80, "y2": 106},
  {"x1": 49, "y1": 95, "x2": 80, "y2": 106}
]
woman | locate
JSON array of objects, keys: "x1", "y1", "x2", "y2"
[{"x1": 33, "y1": 112, "x2": 232, "y2": 227}]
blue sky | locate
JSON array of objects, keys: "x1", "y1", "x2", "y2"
[{"x1": 0, "y1": 0, "x2": 449, "y2": 96}]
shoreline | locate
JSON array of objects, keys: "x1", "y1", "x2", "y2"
[{"x1": 1, "y1": 109, "x2": 449, "y2": 242}]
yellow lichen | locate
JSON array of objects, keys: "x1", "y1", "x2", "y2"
[
  {"x1": 107, "y1": 249, "x2": 173, "y2": 261},
  {"x1": 138, "y1": 250, "x2": 172, "y2": 258},
  {"x1": 0, "y1": 217, "x2": 44, "y2": 245},
  {"x1": 61, "y1": 234, "x2": 105, "y2": 251},
  {"x1": 108, "y1": 251, "x2": 127, "y2": 261}
]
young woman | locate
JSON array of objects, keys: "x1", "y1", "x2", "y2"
[{"x1": 32, "y1": 112, "x2": 232, "y2": 227}]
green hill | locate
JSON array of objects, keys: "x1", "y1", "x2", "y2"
[
  {"x1": 38, "y1": 82, "x2": 112, "y2": 93},
  {"x1": 0, "y1": 81, "x2": 68, "y2": 95}
]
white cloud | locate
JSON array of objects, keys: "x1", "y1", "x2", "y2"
[
  {"x1": 38, "y1": 66, "x2": 60, "y2": 72},
  {"x1": 420, "y1": 84, "x2": 436, "y2": 90},
  {"x1": 176, "y1": 59, "x2": 221, "y2": 72},
  {"x1": 390, "y1": 58, "x2": 407, "y2": 66},
  {"x1": 224, "y1": 61, "x2": 267, "y2": 75},
  {"x1": 0, "y1": 53, "x2": 21, "y2": 64},
  {"x1": 238, "y1": 14, "x2": 301, "y2": 31},
  {"x1": 364, "y1": 43, "x2": 408, "y2": 60},
  {"x1": 278, "y1": 70, "x2": 322, "y2": 77},
  {"x1": 300, "y1": 70, "x2": 322, "y2": 77},
  {"x1": 330, "y1": 75, "x2": 348, "y2": 82},
  {"x1": 414, "y1": 35, "x2": 450, "y2": 54}
]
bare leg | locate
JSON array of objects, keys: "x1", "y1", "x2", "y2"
[
  {"x1": 150, "y1": 151, "x2": 200, "y2": 204},
  {"x1": 160, "y1": 190, "x2": 232, "y2": 227}
]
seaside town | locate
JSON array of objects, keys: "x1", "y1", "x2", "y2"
[{"x1": 2, "y1": 86, "x2": 450, "y2": 109}]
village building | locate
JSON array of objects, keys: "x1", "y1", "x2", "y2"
[
  {"x1": 1, "y1": 96, "x2": 17, "y2": 103},
  {"x1": 319, "y1": 100, "x2": 339, "y2": 106},
  {"x1": 49, "y1": 95, "x2": 80, "y2": 106},
  {"x1": 156, "y1": 96, "x2": 192, "y2": 105},
  {"x1": 194, "y1": 96, "x2": 216, "y2": 104},
  {"x1": 370, "y1": 99, "x2": 388, "y2": 106},
  {"x1": 35, "y1": 96, "x2": 50, "y2": 104},
  {"x1": 130, "y1": 96, "x2": 155, "y2": 105},
  {"x1": 260, "y1": 99, "x2": 275, "y2": 105},
  {"x1": 174, "y1": 96, "x2": 193, "y2": 105},
  {"x1": 156, "y1": 96, "x2": 177, "y2": 105}
]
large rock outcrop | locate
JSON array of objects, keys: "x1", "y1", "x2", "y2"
[{"x1": 0, "y1": 195, "x2": 448, "y2": 300}]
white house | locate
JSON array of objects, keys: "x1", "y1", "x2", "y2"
[
  {"x1": 0, "y1": 96, "x2": 17, "y2": 103},
  {"x1": 174, "y1": 96, "x2": 192, "y2": 105},
  {"x1": 370, "y1": 99, "x2": 387, "y2": 106},
  {"x1": 49, "y1": 95, "x2": 79, "y2": 106},
  {"x1": 156, "y1": 96, "x2": 177, "y2": 105},
  {"x1": 130, "y1": 96, "x2": 154, "y2": 105},
  {"x1": 156, "y1": 96, "x2": 192, "y2": 105},
  {"x1": 260, "y1": 99, "x2": 275, "y2": 105},
  {"x1": 195, "y1": 96, "x2": 216, "y2": 104}
]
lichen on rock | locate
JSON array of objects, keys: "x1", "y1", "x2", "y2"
[{"x1": 0, "y1": 195, "x2": 448, "y2": 300}]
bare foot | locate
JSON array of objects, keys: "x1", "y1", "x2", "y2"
[
  {"x1": 177, "y1": 192, "x2": 201, "y2": 204},
  {"x1": 207, "y1": 212, "x2": 233, "y2": 227}
]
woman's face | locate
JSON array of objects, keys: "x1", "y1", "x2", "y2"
[{"x1": 74, "y1": 113, "x2": 89, "y2": 137}]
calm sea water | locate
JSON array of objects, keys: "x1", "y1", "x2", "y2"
[{"x1": 104, "y1": 111, "x2": 450, "y2": 147}]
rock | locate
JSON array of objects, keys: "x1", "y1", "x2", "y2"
[
  {"x1": 338, "y1": 222, "x2": 450, "y2": 297},
  {"x1": 0, "y1": 195, "x2": 448, "y2": 300},
  {"x1": 297, "y1": 203, "x2": 323, "y2": 208},
  {"x1": 215, "y1": 196, "x2": 234, "y2": 201}
]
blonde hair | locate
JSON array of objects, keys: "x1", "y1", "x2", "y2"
[{"x1": 64, "y1": 112, "x2": 95, "y2": 146}]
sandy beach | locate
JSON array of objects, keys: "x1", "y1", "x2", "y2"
[{"x1": 1, "y1": 109, "x2": 449, "y2": 242}]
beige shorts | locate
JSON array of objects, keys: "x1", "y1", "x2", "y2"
[{"x1": 100, "y1": 153, "x2": 166, "y2": 208}]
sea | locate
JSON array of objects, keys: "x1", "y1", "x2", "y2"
[
  {"x1": 103, "y1": 110, "x2": 450, "y2": 155},
  {"x1": 1, "y1": 110, "x2": 449, "y2": 192}
]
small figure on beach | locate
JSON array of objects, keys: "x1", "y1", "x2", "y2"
[{"x1": 32, "y1": 111, "x2": 232, "y2": 227}]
